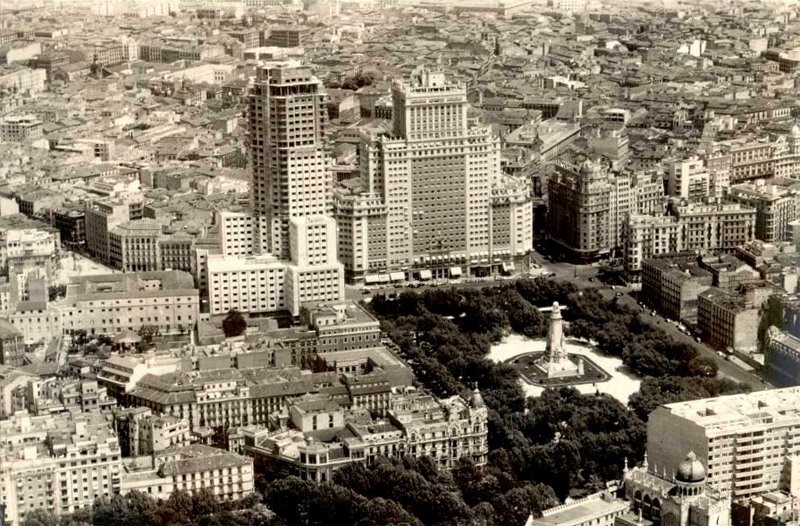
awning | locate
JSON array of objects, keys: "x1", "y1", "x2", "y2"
[
  {"x1": 450, "y1": 267, "x2": 462, "y2": 277},
  {"x1": 419, "y1": 270, "x2": 432, "y2": 280},
  {"x1": 377, "y1": 274, "x2": 391, "y2": 284},
  {"x1": 390, "y1": 272, "x2": 405, "y2": 282},
  {"x1": 364, "y1": 275, "x2": 379, "y2": 284}
]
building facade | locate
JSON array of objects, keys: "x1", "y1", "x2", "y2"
[
  {"x1": 765, "y1": 327, "x2": 800, "y2": 388},
  {"x1": 642, "y1": 257, "x2": 713, "y2": 322},
  {"x1": 648, "y1": 387, "x2": 800, "y2": 500},
  {"x1": 0, "y1": 412, "x2": 122, "y2": 526},
  {"x1": 341, "y1": 67, "x2": 532, "y2": 281},
  {"x1": 697, "y1": 282, "x2": 773, "y2": 352}
]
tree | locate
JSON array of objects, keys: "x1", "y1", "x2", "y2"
[
  {"x1": 48, "y1": 284, "x2": 67, "y2": 302},
  {"x1": 356, "y1": 497, "x2": 421, "y2": 526},
  {"x1": 222, "y1": 310, "x2": 247, "y2": 338},
  {"x1": 22, "y1": 509, "x2": 59, "y2": 526},
  {"x1": 192, "y1": 487, "x2": 222, "y2": 517},
  {"x1": 137, "y1": 325, "x2": 159, "y2": 344}
]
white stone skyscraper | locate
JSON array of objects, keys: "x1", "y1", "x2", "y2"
[
  {"x1": 248, "y1": 62, "x2": 332, "y2": 260},
  {"x1": 336, "y1": 67, "x2": 532, "y2": 283},
  {"x1": 210, "y1": 62, "x2": 343, "y2": 317}
]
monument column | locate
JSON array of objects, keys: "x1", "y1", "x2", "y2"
[{"x1": 546, "y1": 301, "x2": 564, "y2": 363}]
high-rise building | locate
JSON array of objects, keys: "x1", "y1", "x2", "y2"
[
  {"x1": 648, "y1": 387, "x2": 800, "y2": 500},
  {"x1": 339, "y1": 67, "x2": 532, "y2": 282},
  {"x1": 249, "y1": 62, "x2": 331, "y2": 261},
  {"x1": 214, "y1": 62, "x2": 344, "y2": 316}
]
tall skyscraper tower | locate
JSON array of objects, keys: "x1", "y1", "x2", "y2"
[
  {"x1": 343, "y1": 67, "x2": 531, "y2": 284},
  {"x1": 210, "y1": 62, "x2": 344, "y2": 317},
  {"x1": 248, "y1": 62, "x2": 331, "y2": 260}
]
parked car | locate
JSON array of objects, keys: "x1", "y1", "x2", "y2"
[{"x1": 361, "y1": 288, "x2": 370, "y2": 294}]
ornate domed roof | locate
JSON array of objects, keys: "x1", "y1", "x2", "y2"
[
  {"x1": 470, "y1": 388, "x2": 486, "y2": 409},
  {"x1": 675, "y1": 451, "x2": 706, "y2": 483}
]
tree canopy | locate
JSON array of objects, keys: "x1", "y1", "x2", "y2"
[{"x1": 222, "y1": 309, "x2": 247, "y2": 338}]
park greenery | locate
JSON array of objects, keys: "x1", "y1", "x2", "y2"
[{"x1": 26, "y1": 278, "x2": 754, "y2": 526}]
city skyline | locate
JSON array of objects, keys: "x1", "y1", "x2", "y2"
[{"x1": 2, "y1": 1, "x2": 800, "y2": 526}]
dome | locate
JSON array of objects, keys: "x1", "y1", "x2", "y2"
[
  {"x1": 675, "y1": 451, "x2": 706, "y2": 483},
  {"x1": 470, "y1": 388, "x2": 486, "y2": 409},
  {"x1": 791, "y1": 124, "x2": 800, "y2": 138}
]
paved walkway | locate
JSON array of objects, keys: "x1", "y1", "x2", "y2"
[{"x1": 489, "y1": 333, "x2": 642, "y2": 404}]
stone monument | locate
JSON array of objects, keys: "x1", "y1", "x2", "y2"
[{"x1": 535, "y1": 301, "x2": 580, "y2": 378}]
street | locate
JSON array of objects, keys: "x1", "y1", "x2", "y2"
[
  {"x1": 594, "y1": 286, "x2": 772, "y2": 391},
  {"x1": 348, "y1": 254, "x2": 773, "y2": 392}
]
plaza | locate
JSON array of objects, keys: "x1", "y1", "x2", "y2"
[{"x1": 489, "y1": 333, "x2": 643, "y2": 404}]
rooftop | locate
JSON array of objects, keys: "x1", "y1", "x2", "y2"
[{"x1": 655, "y1": 386, "x2": 800, "y2": 433}]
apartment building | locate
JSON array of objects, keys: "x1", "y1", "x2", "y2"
[
  {"x1": 548, "y1": 158, "x2": 632, "y2": 262},
  {"x1": 119, "y1": 444, "x2": 253, "y2": 503},
  {"x1": 622, "y1": 214, "x2": 683, "y2": 279},
  {"x1": 765, "y1": 327, "x2": 800, "y2": 388},
  {"x1": 264, "y1": 27, "x2": 307, "y2": 47},
  {"x1": 139, "y1": 40, "x2": 224, "y2": 63},
  {"x1": 108, "y1": 219, "x2": 164, "y2": 272},
  {"x1": 206, "y1": 253, "x2": 286, "y2": 315},
  {"x1": 0, "y1": 320, "x2": 25, "y2": 367},
  {"x1": 159, "y1": 234, "x2": 195, "y2": 273},
  {"x1": 491, "y1": 173, "x2": 534, "y2": 264},
  {"x1": 53, "y1": 208, "x2": 86, "y2": 250},
  {"x1": 727, "y1": 179, "x2": 800, "y2": 243},
  {"x1": 641, "y1": 256, "x2": 713, "y2": 322},
  {"x1": 668, "y1": 157, "x2": 710, "y2": 202},
  {"x1": 96, "y1": 352, "x2": 185, "y2": 400},
  {"x1": 0, "y1": 412, "x2": 122, "y2": 526},
  {"x1": 333, "y1": 192, "x2": 388, "y2": 282},
  {"x1": 774, "y1": 125, "x2": 800, "y2": 179},
  {"x1": 698, "y1": 254, "x2": 760, "y2": 293},
  {"x1": 217, "y1": 209, "x2": 256, "y2": 257},
  {"x1": 6, "y1": 271, "x2": 200, "y2": 344},
  {"x1": 697, "y1": 282, "x2": 774, "y2": 352},
  {"x1": 0, "y1": 66, "x2": 46, "y2": 94},
  {"x1": 114, "y1": 407, "x2": 190, "y2": 457},
  {"x1": 673, "y1": 200, "x2": 756, "y2": 253},
  {"x1": 0, "y1": 228, "x2": 60, "y2": 281},
  {"x1": 0, "y1": 115, "x2": 43, "y2": 142},
  {"x1": 648, "y1": 387, "x2": 800, "y2": 500},
  {"x1": 299, "y1": 301, "x2": 381, "y2": 355},
  {"x1": 728, "y1": 136, "x2": 775, "y2": 183},
  {"x1": 243, "y1": 387, "x2": 489, "y2": 482},
  {"x1": 0, "y1": 376, "x2": 116, "y2": 418},
  {"x1": 85, "y1": 195, "x2": 145, "y2": 264}
]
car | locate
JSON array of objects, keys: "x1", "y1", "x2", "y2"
[
  {"x1": 651, "y1": 311, "x2": 656, "y2": 316},
  {"x1": 589, "y1": 277, "x2": 595, "y2": 282},
  {"x1": 361, "y1": 288, "x2": 370, "y2": 294},
  {"x1": 717, "y1": 351, "x2": 725, "y2": 358},
  {"x1": 615, "y1": 292, "x2": 623, "y2": 297},
  {"x1": 611, "y1": 285, "x2": 616, "y2": 290},
  {"x1": 696, "y1": 337, "x2": 702, "y2": 343}
]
